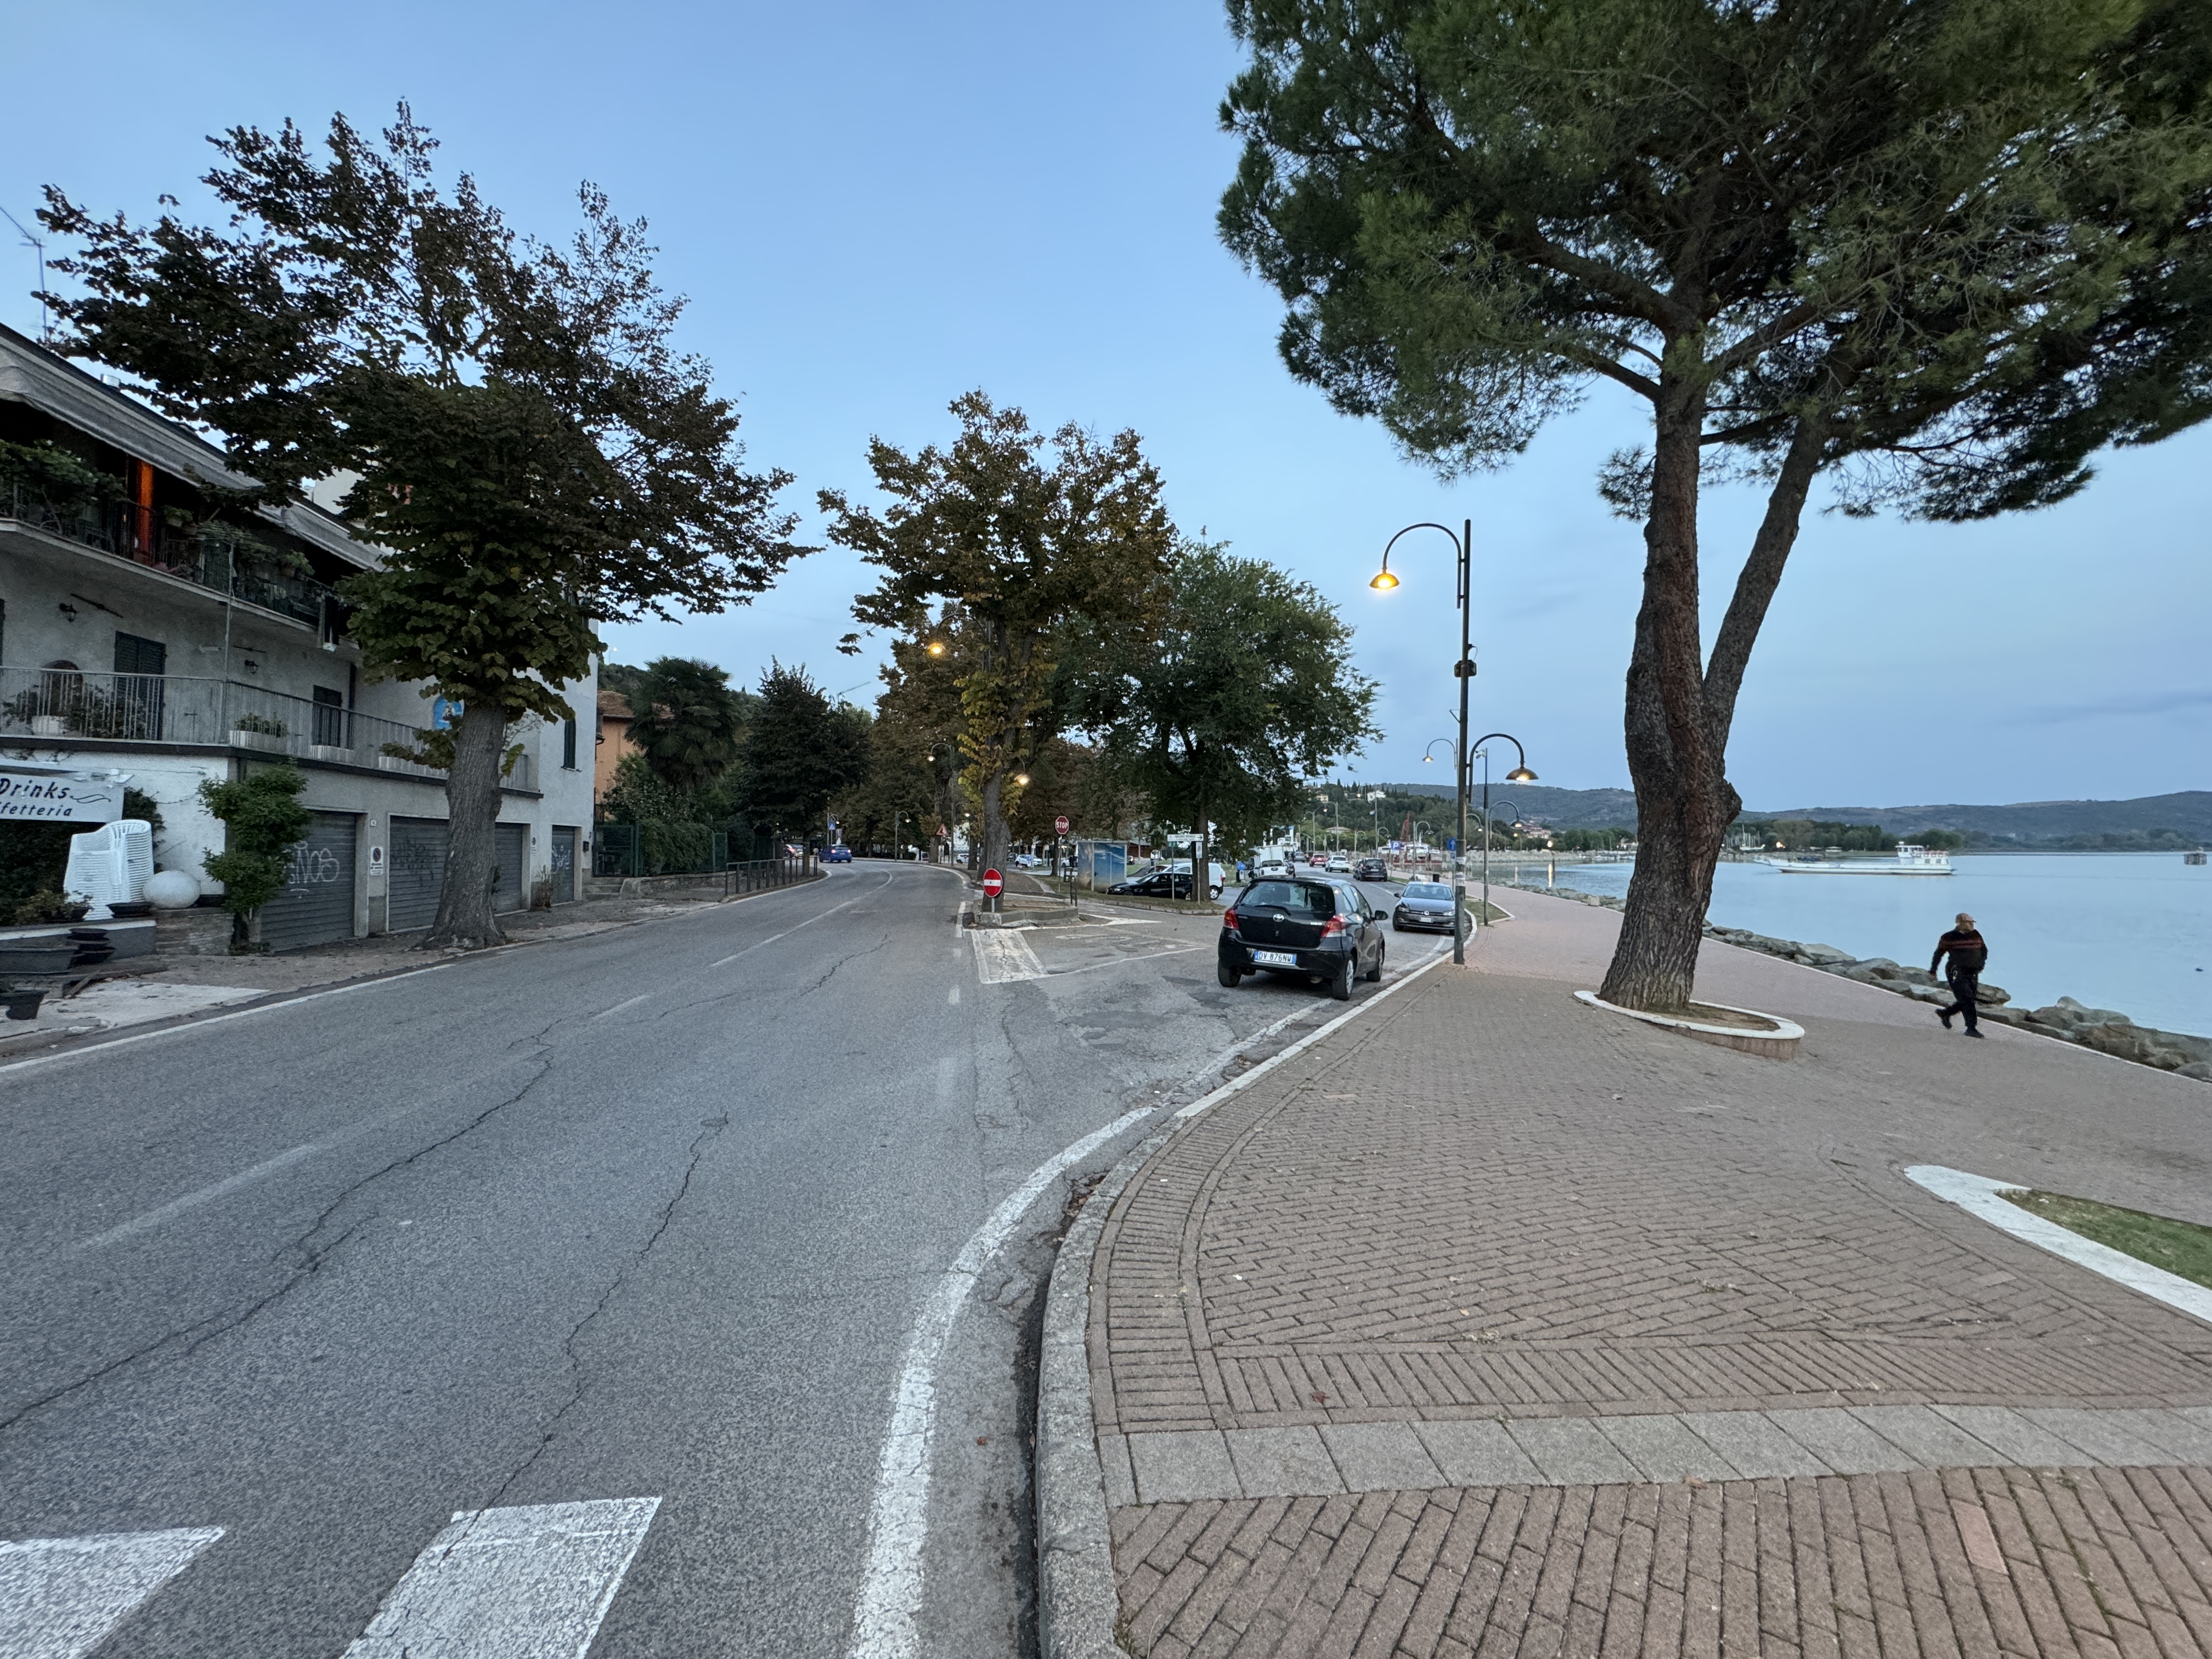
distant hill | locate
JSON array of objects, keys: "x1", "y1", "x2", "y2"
[
  {"x1": 1744, "y1": 791, "x2": 2212, "y2": 843},
  {"x1": 1376, "y1": 783, "x2": 2212, "y2": 843}
]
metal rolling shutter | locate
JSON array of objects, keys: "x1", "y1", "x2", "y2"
[
  {"x1": 388, "y1": 817, "x2": 448, "y2": 933},
  {"x1": 494, "y1": 822, "x2": 527, "y2": 913},
  {"x1": 259, "y1": 811, "x2": 357, "y2": 951}
]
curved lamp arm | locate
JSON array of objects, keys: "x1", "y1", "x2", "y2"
[
  {"x1": 1468, "y1": 732, "x2": 1537, "y2": 783},
  {"x1": 1370, "y1": 522, "x2": 1465, "y2": 594}
]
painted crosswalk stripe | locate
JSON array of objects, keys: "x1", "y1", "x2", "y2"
[
  {"x1": 0, "y1": 1526, "x2": 224, "y2": 1659},
  {"x1": 341, "y1": 1498, "x2": 659, "y2": 1659}
]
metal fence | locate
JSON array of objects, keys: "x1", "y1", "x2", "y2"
[
  {"x1": 4, "y1": 487, "x2": 342, "y2": 630},
  {"x1": 723, "y1": 855, "x2": 812, "y2": 896},
  {"x1": 0, "y1": 667, "x2": 515, "y2": 783}
]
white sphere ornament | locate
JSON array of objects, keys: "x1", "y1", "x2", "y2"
[{"x1": 145, "y1": 869, "x2": 201, "y2": 910}]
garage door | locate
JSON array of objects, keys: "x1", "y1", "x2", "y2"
[
  {"x1": 388, "y1": 816, "x2": 448, "y2": 933},
  {"x1": 260, "y1": 811, "x2": 357, "y2": 951},
  {"x1": 495, "y1": 822, "x2": 527, "y2": 913}
]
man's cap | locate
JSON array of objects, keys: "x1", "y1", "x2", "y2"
[{"x1": 1957, "y1": 912, "x2": 1974, "y2": 924}]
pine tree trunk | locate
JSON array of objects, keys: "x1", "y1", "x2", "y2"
[
  {"x1": 422, "y1": 702, "x2": 508, "y2": 950},
  {"x1": 1599, "y1": 379, "x2": 1733, "y2": 1012},
  {"x1": 1598, "y1": 387, "x2": 1830, "y2": 1013}
]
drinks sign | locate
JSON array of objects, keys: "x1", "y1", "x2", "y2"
[{"x1": 0, "y1": 765, "x2": 126, "y2": 822}]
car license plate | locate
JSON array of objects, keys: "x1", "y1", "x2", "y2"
[{"x1": 1251, "y1": 949, "x2": 1298, "y2": 967}]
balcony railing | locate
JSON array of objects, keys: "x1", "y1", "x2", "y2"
[
  {"x1": 0, "y1": 667, "x2": 522, "y2": 781},
  {"x1": 1, "y1": 487, "x2": 343, "y2": 630}
]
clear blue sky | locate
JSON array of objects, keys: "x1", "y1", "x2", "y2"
[{"x1": 6, "y1": 1, "x2": 2204, "y2": 811}]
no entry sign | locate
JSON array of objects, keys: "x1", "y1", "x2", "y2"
[
  {"x1": 981, "y1": 868, "x2": 1004, "y2": 899},
  {"x1": 1054, "y1": 815, "x2": 1070, "y2": 835}
]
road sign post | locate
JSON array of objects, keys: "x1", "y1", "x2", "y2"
[{"x1": 981, "y1": 867, "x2": 1003, "y2": 913}]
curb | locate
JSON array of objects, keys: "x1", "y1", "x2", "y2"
[
  {"x1": 1035, "y1": 944, "x2": 1454, "y2": 1659},
  {"x1": 1572, "y1": 989, "x2": 1804, "y2": 1059}
]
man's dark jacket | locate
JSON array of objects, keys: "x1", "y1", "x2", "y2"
[{"x1": 1931, "y1": 928, "x2": 1988, "y2": 978}]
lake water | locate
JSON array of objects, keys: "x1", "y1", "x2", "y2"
[{"x1": 1492, "y1": 853, "x2": 2212, "y2": 1037}]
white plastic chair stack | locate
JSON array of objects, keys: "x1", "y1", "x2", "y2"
[{"x1": 63, "y1": 819, "x2": 154, "y2": 920}]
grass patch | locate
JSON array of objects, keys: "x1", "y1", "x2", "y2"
[{"x1": 2001, "y1": 1189, "x2": 2212, "y2": 1291}]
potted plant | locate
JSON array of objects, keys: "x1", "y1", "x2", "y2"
[
  {"x1": 1, "y1": 980, "x2": 46, "y2": 1020},
  {"x1": 229, "y1": 710, "x2": 290, "y2": 751}
]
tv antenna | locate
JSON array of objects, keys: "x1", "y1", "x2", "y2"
[{"x1": 1, "y1": 204, "x2": 49, "y2": 341}]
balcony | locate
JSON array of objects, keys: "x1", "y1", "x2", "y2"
[
  {"x1": 2, "y1": 486, "x2": 343, "y2": 631},
  {"x1": 0, "y1": 666, "x2": 507, "y2": 782}
]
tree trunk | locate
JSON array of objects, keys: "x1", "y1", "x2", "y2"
[
  {"x1": 1600, "y1": 392, "x2": 1832, "y2": 1012},
  {"x1": 422, "y1": 702, "x2": 508, "y2": 950},
  {"x1": 979, "y1": 767, "x2": 1011, "y2": 884},
  {"x1": 1600, "y1": 374, "x2": 1730, "y2": 1012}
]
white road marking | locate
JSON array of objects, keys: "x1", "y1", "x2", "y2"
[
  {"x1": 1041, "y1": 943, "x2": 1206, "y2": 979},
  {"x1": 72, "y1": 1143, "x2": 321, "y2": 1253},
  {"x1": 709, "y1": 882, "x2": 887, "y2": 968},
  {"x1": 969, "y1": 929, "x2": 1046, "y2": 985},
  {"x1": 0, "y1": 963, "x2": 455, "y2": 1078},
  {"x1": 845, "y1": 939, "x2": 1452, "y2": 1659},
  {"x1": 341, "y1": 1498, "x2": 659, "y2": 1659},
  {"x1": 0, "y1": 1526, "x2": 224, "y2": 1659},
  {"x1": 947, "y1": 985, "x2": 960, "y2": 1005},
  {"x1": 592, "y1": 994, "x2": 652, "y2": 1020},
  {"x1": 1906, "y1": 1165, "x2": 2212, "y2": 1327}
]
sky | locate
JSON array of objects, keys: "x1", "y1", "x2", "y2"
[{"x1": 4, "y1": 0, "x2": 2205, "y2": 811}]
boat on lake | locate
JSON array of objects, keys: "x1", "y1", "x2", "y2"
[{"x1": 1766, "y1": 843, "x2": 1953, "y2": 876}]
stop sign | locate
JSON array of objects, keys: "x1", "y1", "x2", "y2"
[
  {"x1": 1054, "y1": 815, "x2": 1070, "y2": 835},
  {"x1": 981, "y1": 868, "x2": 1003, "y2": 899}
]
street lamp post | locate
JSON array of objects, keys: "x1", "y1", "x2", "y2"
[
  {"x1": 1464, "y1": 735, "x2": 1535, "y2": 931},
  {"x1": 1372, "y1": 521, "x2": 1479, "y2": 962}
]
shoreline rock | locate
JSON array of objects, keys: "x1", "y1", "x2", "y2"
[{"x1": 1492, "y1": 876, "x2": 2209, "y2": 1082}]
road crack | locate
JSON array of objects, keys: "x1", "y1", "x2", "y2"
[
  {"x1": 0, "y1": 1031, "x2": 563, "y2": 1440},
  {"x1": 474, "y1": 1113, "x2": 733, "y2": 1513}
]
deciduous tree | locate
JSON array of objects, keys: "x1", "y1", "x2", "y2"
[
  {"x1": 1218, "y1": 0, "x2": 2212, "y2": 1009},
  {"x1": 736, "y1": 663, "x2": 871, "y2": 843},
  {"x1": 824, "y1": 393, "x2": 1176, "y2": 878},
  {"x1": 41, "y1": 108, "x2": 802, "y2": 949},
  {"x1": 1074, "y1": 541, "x2": 1379, "y2": 884}
]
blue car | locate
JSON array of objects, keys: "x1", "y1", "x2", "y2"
[{"x1": 823, "y1": 845, "x2": 853, "y2": 863}]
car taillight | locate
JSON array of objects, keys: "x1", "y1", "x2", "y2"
[
  {"x1": 1222, "y1": 906, "x2": 1240, "y2": 934},
  {"x1": 1321, "y1": 914, "x2": 1345, "y2": 937}
]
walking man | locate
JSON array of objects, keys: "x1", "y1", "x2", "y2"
[{"x1": 1931, "y1": 912, "x2": 1989, "y2": 1037}]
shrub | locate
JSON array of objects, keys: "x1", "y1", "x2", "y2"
[{"x1": 199, "y1": 764, "x2": 313, "y2": 944}]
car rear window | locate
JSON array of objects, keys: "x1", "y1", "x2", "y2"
[
  {"x1": 1242, "y1": 880, "x2": 1337, "y2": 916},
  {"x1": 1404, "y1": 882, "x2": 1453, "y2": 899}
]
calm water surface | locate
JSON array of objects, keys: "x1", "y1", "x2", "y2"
[{"x1": 1506, "y1": 853, "x2": 2212, "y2": 1037}]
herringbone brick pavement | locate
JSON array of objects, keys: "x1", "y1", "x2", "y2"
[{"x1": 1091, "y1": 889, "x2": 2212, "y2": 1656}]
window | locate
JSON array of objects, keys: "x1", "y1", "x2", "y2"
[
  {"x1": 312, "y1": 685, "x2": 345, "y2": 748},
  {"x1": 113, "y1": 633, "x2": 166, "y2": 678},
  {"x1": 1243, "y1": 881, "x2": 1336, "y2": 916},
  {"x1": 561, "y1": 714, "x2": 578, "y2": 770}
]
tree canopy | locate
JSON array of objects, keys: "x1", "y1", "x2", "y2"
[
  {"x1": 1074, "y1": 540, "x2": 1380, "y2": 862},
  {"x1": 40, "y1": 108, "x2": 803, "y2": 947},
  {"x1": 737, "y1": 663, "x2": 871, "y2": 840},
  {"x1": 628, "y1": 657, "x2": 755, "y2": 794},
  {"x1": 1218, "y1": 0, "x2": 2212, "y2": 1007},
  {"x1": 823, "y1": 392, "x2": 1177, "y2": 876}
]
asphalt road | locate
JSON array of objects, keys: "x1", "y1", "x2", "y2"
[{"x1": 1, "y1": 864, "x2": 1434, "y2": 1658}]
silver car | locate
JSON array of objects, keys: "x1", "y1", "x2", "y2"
[{"x1": 1392, "y1": 880, "x2": 1462, "y2": 933}]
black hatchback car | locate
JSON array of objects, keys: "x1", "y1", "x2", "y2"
[
  {"x1": 1109, "y1": 868, "x2": 1197, "y2": 899},
  {"x1": 1353, "y1": 856, "x2": 1389, "y2": 881},
  {"x1": 1217, "y1": 877, "x2": 1384, "y2": 1000}
]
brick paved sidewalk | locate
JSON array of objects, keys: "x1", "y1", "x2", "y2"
[{"x1": 1084, "y1": 889, "x2": 2212, "y2": 1657}]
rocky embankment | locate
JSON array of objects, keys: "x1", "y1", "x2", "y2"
[{"x1": 1514, "y1": 881, "x2": 2212, "y2": 1081}]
